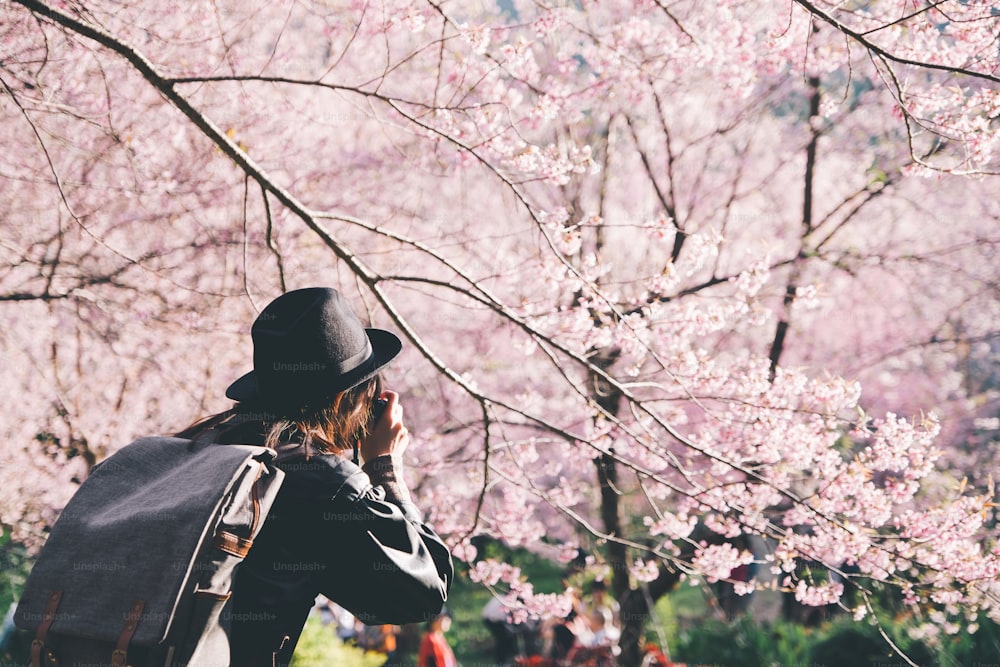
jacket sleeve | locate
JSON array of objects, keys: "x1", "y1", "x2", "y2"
[{"x1": 310, "y1": 459, "x2": 454, "y2": 625}]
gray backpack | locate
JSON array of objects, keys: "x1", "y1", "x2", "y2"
[{"x1": 14, "y1": 435, "x2": 284, "y2": 667}]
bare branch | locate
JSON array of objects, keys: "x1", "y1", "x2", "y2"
[{"x1": 792, "y1": 0, "x2": 1000, "y2": 84}]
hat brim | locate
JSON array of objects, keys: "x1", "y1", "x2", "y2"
[{"x1": 225, "y1": 327, "x2": 402, "y2": 403}]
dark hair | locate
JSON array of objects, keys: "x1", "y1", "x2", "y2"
[{"x1": 176, "y1": 375, "x2": 382, "y2": 454}]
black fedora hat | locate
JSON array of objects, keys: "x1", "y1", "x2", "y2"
[{"x1": 225, "y1": 287, "x2": 402, "y2": 407}]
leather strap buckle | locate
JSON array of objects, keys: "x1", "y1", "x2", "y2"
[
  {"x1": 111, "y1": 599, "x2": 145, "y2": 667},
  {"x1": 31, "y1": 590, "x2": 63, "y2": 667}
]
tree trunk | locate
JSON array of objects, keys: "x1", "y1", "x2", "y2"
[
  {"x1": 616, "y1": 565, "x2": 686, "y2": 667},
  {"x1": 590, "y1": 350, "x2": 680, "y2": 667}
]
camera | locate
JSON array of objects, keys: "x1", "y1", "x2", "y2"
[{"x1": 372, "y1": 397, "x2": 389, "y2": 422}]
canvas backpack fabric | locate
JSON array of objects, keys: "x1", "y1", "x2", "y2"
[{"x1": 14, "y1": 435, "x2": 285, "y2": 667}]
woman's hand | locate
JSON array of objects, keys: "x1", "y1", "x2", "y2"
[{"x1": 360, "y1": 390, "x2": 409, "y2": 464}]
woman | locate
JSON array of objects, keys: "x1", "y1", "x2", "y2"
[
  {"x1": 417, "y1": 609, "x2": 457, "y2": 667},
  {"x1": 177, "y1": 287, "x2": 453, "y2": 666}
]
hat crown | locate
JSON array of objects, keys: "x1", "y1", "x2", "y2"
[
  {"x1": 225, "y1": 287, "x2": 402, "y2": 406},
  {"x1": 252, "y1": 288, "x2": 371, "y2": 373}
]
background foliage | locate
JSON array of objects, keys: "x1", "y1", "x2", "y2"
[{"x1": 1, "y1": 1, "x2": 999, "y2": 665}]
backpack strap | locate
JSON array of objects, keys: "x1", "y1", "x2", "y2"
[
  {"x1": 111, "y1": 599, "x2": 145, "y2": 667},
  {"x1": 215, "y1": 531, "x2": 255, "y2": 558},
  {"x1": 215, "y1": 462, "x2": 268, "y2": 558},
  {"x1": 30, "y1": 590, "x2": 62, "y2": 667},
  {"x1": 188, "y1": 429, "x2": 268, "y2": 559}
]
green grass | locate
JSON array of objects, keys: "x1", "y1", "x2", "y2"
[{"x1": 291, "y1": 615, "x2": 387, "y2": 667}]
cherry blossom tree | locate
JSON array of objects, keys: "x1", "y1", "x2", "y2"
[{"x1": 1, "y1": 1, "x2": 998, "y2": 664}]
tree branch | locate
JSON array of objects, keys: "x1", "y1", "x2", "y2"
[{"x1": 792, "y1": 0, "x2": 1000, "y2": 85}]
